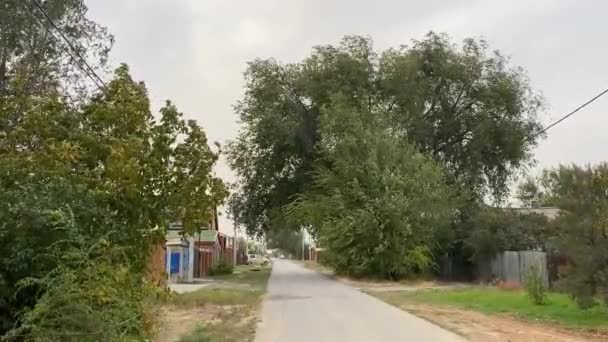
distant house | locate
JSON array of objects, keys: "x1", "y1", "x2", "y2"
[
  {"x1": 165, "y1": 222, "x2": 192, "y2": 283},
  {"x1": 195, "y1": 229, "x2": 221, "y2": 255},
  {"x1": 163, "y1": 207, "x2": 238, "y2": 282}
]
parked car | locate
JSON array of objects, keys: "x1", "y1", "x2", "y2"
[{"x1": 247, "y1": 254, "x2": 268, "y2": 266}]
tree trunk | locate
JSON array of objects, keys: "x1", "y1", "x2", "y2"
[{"x1": 0, "y1": 47, "x2": 7, "y2": 93}]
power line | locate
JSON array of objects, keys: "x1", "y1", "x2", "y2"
[
  {"x1": 536, "y1": 87, "x2": 608, "y2": 137},
  {"x1": 26, "y1": 0, "x2": 108, "y2": 90},
  {"x1": 29, "y1": 0, "x2": 107, "y2": 89},
  {"x1": 22, "y1": 1, "x2": 103, "y2": 91}
]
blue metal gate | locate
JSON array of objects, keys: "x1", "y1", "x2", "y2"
[{"x1": 170, "y1": 252, "x2": 180, "y2": 274}]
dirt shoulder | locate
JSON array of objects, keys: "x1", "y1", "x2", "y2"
[
  {"x1": 393, "y1": 303, "x2": 606, "y2": 342},
  {"x1": 155, "y1": 265, "x2": 272, "y2": 342},
  {"x1": 299, "y1": 261, "x2": 606, "y2": 341}
]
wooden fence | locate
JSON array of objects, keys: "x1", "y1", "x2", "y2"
[{"x1": 193, "y1": 249, "x2": 213, "y2": 277}]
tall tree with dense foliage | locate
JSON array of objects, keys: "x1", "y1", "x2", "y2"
[
  {"x1": 524, "y1": 164, "x2": 608, "y2": 308},
  {"x1": 229, "y1": 33, "x2": 544, "y2": 237},
  {"x1": 0, "y1": 64, "x2": 227, "y2": 337},
  {"x1": 0, "y1": 0, "x2": 112, "y2": 97},
  {"x1": 1, "y1": 2, "x2": 227, "y2": 338},
  {"x1": 284, "y1": 98, "x2": 458, "y2": 278}
]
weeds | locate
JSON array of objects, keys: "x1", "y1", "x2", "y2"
[{"x1": 524, "y1": 265, "x2": 547, "y2": 305}]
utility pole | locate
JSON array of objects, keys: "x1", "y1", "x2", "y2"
[
  {"x1": 233, "y1": 223, "x2": 238, "y2": 267},
  {"x1": 301, "y1": 227, "x2": 305, "y2": 261}
]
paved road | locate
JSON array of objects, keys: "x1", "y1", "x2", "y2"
[{"x1": 255, "y1": 260, "x2": 464, "y2": 342}]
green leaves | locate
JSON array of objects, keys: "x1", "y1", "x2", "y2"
[
  {"x1": 0, "y1": 65, "x2": 228, "y2": 336},
  {"x1": 229, "y1": 33, "x2": 544, "y2": 237},
  {"x1": 378, "y1": 32, "x2": 544, "y2": 201},
  {"x1": 535, "y1": 165, "x2": 608, "y2": 308},
  {"x1": 465, "y1": 208, "x2": 549, "y2": 262},
  {"x1": 285, "y1": 98, "x2": 459, "y2": 278},
  {"x1": 148, "y1": 103, "x2": 228, "y2": 234},
  {"x1": 1, "y1": 2, "x2": 229, "y2": 337},
  {"x1": 0, "y1": 0, "x2": 113, "y2": 98}
]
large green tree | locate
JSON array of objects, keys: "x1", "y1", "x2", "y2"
[
  {"x1": 284, "y1": 98, "x2": 458, "y2": 278},
  {"x1": 1, "y1": 1, "x2": 227, "y2": 337},
  {"x1": 229, "y1": 33, "x2": 544, "y2": 236},
  {"x1": 0, "y1": 65, "x2": 227, "y2": 337},
  {"x1": 0, "y1": 0, "x2": 112, "y2": 97}
]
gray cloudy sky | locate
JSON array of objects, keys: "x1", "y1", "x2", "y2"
[{"x1": 88, "y1": 0, "x2": 608, "y2": 233}]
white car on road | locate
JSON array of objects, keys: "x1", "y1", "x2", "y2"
[{"x1": 247, "y1": 254, "x2": 269, "y2": 266}]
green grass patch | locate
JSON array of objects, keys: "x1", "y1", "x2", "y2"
[
  {"x1": 177, "y1": 325, "x2": 212, "y2": 342},
  {"x1": 172, "y1": 287, "x2": 262, "y2": 307},
  {"x1": 373, "y1": 287, "x2": 608, "y2": 330},
  {"x1": 177, "y1": 308, "x2": 256, "y2": 342},
  {"x1": 210, "y1": 265, "x2": 271, "y2": 290},
  {"x1": 169, "y1": 266, "x2": 272, "y2": 308},
  {"x1": 169, "y1": 265, "x2": 272, "y2": 342}
]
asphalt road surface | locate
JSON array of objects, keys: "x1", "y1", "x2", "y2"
[{"x1": 255, "y1": 260, "x2": 464, "y2": 342}]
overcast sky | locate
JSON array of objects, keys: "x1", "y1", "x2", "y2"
[{"x1": 87, "y1": 0, "x2": 608, "y2": 233}]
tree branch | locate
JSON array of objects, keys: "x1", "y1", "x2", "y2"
[
  {"x1": 423, "y1": 80, "x2": 445, "y2": 117},
  {"x1": 0, "y1": 47, "x2": 7, "y2": 93},
  {"x1": 452, "y1": 87, "x2": 466, "y2": 112},
  {"x1": 387, "y1": 99, "x2": 396, "y2": 112},
  {"x1": 432, "y1": 131, "x2": 471, "y2": 155}
]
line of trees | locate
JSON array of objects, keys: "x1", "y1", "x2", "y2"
[
  {"x1": 228, "y1": 33, "x2": 608, "y2": 309},
  {"x1": 0, "y1": 1, "x2": 227, "y2": 339},
  {"x1": 228, "y1": 33, "x2": 545, "y2": 279}
]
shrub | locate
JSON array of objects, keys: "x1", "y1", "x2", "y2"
[
  {"x1": 4, "y1": 241, "x2": 158, "y2": 341},
  {"x1": 209, "y1": 258, "x2": 234, "y2": 276},
  {"x1": 283, "y1": 99, "x2": 458, "y2": 279},
  {"x1": 466, "y1": 208, "x2": 549, "y2": 262},
  {"x1": 524, "y1": 265, "x2": 547, "y2": 305}
]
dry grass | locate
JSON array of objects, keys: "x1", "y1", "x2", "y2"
[
  {"x1": 370, "y1": 287, "x2": 608, "y2": 342},
  {"x1": 155, "y1": 266, "x2": 271, "y2": 342},
  {"x1": 391, "y1": 303, "x2": 607, "y2": 342}
]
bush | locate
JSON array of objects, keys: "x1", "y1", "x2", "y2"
[
  {"x1": 524, "y1": 265, "x2": 547, "y2": 305},
  {"x1": 209, "y1": 258, "x2": 234, "y2": 276},
  {"x1": 466, "y1": 208, "x2": 549, "y2": 262},
  {"x1": 283, "y1": 99, "x2": 458, "y2": 279},
  {"x1": 4, "y1": 241, "x2": 159, "y2": 341}
]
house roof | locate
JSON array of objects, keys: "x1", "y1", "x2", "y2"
[
  {"x1": 198, "y1": 230, "x2": 218, "y2": 243},
  {"x1": 166, "y1": 238, "x2": 188, "y2": 247}
]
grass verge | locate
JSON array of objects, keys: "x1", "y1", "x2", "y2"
[
  {"x1": 208, "y1": 265, "x2": 272, "y2": 290},
  {"x1": 175, "y1": 305, "x2": 258, "y2": 342},
  {"x1": 372, "y1": 287, "x2": 608, "y2": 330},
  {"x1": 159, "y1": 265, "x2": 271, "y2": 342}
]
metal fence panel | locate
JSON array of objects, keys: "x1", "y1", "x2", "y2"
[
  {"x1": 477, "y1": 251, "x2": 549, "y2": 286},
  {"x1": 502, "y1": 251, "x2": 521, "y2": 283},
  {"x1": 518, "y1": 250, "x2": 549, "y2": 287}
]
